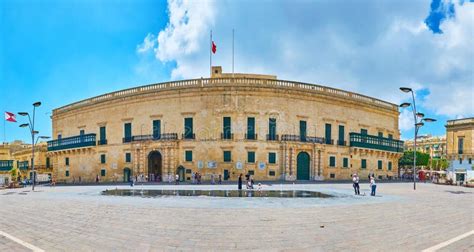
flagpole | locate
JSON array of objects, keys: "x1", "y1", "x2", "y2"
[
  {"x1": 232, "y1": 29, "x2": 234, "y2": 78},
  {"x1": 3, "y1": 112, "x2": 5, "y2": 143},
  {"x1": 210, "y1": 30, "x2": 212, "y2": 77}
]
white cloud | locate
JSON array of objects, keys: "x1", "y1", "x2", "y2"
[
  {"x1": 138, "y1": 0, "x2": 474, "y2": 119},
  {"x1": 136, "y1": 33, "x2": 157, "y2": 54}
]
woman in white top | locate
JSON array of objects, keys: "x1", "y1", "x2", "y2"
[{"x1": 370, "y1": 176, "x2": 376, "y2": 196}]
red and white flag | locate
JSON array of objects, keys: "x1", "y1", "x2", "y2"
[
  {"x1": 5, "y1": 112, "x2": 17, "y2": 122},
  {"x1": 212, "y1": 41, "x2": 217, "y2": 54}
]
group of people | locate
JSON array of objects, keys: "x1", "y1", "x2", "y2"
[
  {"x1": 237, "y1": 173, "x2": 255, "y2": 190},
  {"x1": 352, "y1": 173, "x2": 377, "y2": 196}
]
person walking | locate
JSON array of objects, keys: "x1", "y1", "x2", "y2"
[
  {"x1": 238, "y1": 173, "x2": 243, "y2": 190},
  {"x1": 352, "y1": 173, "x2": 360, "y2": 195},
  {"x1": 218, "y1": 174, "x2": 222, "y2": 185},
  {"x1": 211, "y1": 174, "x2": 215, "y2": 185},
  {"x1": 370, "y1": 176, "x2": 377, "y2": 196},
  {"x1": 175, "y1": 174, "x2": 179, "y2": 185}
]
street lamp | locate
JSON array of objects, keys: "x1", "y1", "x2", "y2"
[
  {"x1": 399, "y1": 88, "x2": 436, "y2": 190},
  {"x1": 18, "y1": 101, "x2": 43, "y2": 191}
]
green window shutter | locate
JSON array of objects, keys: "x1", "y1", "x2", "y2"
[
  {"x1": 124, "y1": 123, "x2": 132, "y2": 142},
  {"x1": 100, "y1": 126, "x2": 106, "y2": 142},
  {"x1": 125, "y1": 153, "x2": 131, "y2": 163},
  {"x1": 361, "y1": 129, "x2": 368, "y2": 135},
  {"x1": 80, "y1": 129, "x2": 85, "y2": 136},
  {"x1": 184, "y1": 118, "x2": 193, "y2": 139},
  {"x1": 300, "y1": 120, "x2": 307, "y2": 141},
  {"x1": 101, "y1": 169, "x2": 106, "y2": 176},
  {"x1": 388, "y1": 161, "x2": 392, "y2": 171},
  {"x1": 153, "y1": 120, "x2": 161, "y2": 139},
  {"x1": 268, "y1": 152, "x2": 276, "y2": 164},
  {"x1": 343, "y1": 158, "x2": 348, "y2": 168},
  {"x1": 338, "y1": 125, "x2": 345, "y2": 145},
  {"x1": 65, "y1": 157, "x2": 69, "y2": 166},
  {"x1": 247, "y1": 117, "x2": 255, "y2": 139},
  {"x1": 361, "y1": 159, "x2": 367, "y2": 169},
  {"x1": 378, "y1": 132, "x2": 383, "y2": 138},
  {"x1": 329, "y1": 156, "x2": 336, "y2": 167},
  {"x1": 269, "y1": 118, "x2": 277, "y2": 140},
  {"x1": 46, "y1": 157, "x2": 50, "y2": 168},
  {"x1": 325, "y1": 123, "x2": 332, "y2": 144},
  {"x1": 223, "y1": 151, "x2": 232, "y2": 162},
  {"x1": 101, "y1": 154, "x2": 106, "y2": 164},
  {"x1": 223, "y1": 117, "x2": 231, "y2": 139},
  {"x1": 388, "y1": 134, "x2": 393, "y2": 139},
  {"x1": 185, "y1": 151, "x2": 193, "y2": 162},
  {"x1": 378, "y1": 160, "x2": 382, "y2": 170},
  {"x1": 65, "y1": 170, "x2": 69, "y2": 177},
  {"x1": 247, "y1": 152, "x2": 255, "y2": 163}
]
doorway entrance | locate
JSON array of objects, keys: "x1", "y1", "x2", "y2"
[
  {"x1": 148, "y1": 151, "x2": 162, "y2": 182},
  {"x1": 123, "y1": 168, "x2": 131, "y2": 182},
  {"x1": 297, "y1": 152, "x2": 310, "y2": 180}
]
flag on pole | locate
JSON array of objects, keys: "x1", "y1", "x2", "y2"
[
  {"x1": 5, "y1": 112, "x2": 16, "y2": 122},
  {"x1": 212, "y1": 41, "x2": 217, "y2": 54}
]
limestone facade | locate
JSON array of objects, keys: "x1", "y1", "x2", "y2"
[{"x1": 47, "y1": 68, "x2": 404, "y2": 183}]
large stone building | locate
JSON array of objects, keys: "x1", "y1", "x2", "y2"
[
  {"x1": 445, "y1": 117, "x2": 474, "y2": 183},
  {"x1": 404, "y1": 135, "x2": 447, "y2": 159},
  {"x1": 47, "y1": 67, "x2": 404, "y2": 183}
]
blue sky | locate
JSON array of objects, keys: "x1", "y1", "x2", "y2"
[{"x1": 1, "y1": 0, "x2": 473, "y2": 143}]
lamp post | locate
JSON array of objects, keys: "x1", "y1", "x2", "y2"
[
  {"x1": 18, "y1": 101, "x2": 44, "y2": 191},
  {"x1": 399, "y1": 88, "x2": 436, "y2": 190}
]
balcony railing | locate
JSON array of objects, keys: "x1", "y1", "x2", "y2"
[
  {"x1": 221, "y1": 133, "x2": 234, "y2": 140},
  {"x1": 182, "y1": 133, "x2": 196, "y2": 140},
  {"x1": 337, "y1": 140, "x2": 347, "y2": 146},
  {"x1": 266, "y1": 134, "x2": 279, "y2": 141},
  {"x1": 281, "y1": 135, "x2": 325, "y2": 144},
  {"x1": 97, "y1": 139, "x2": 108, "y2": 145},
  {"x1": 48, "y1": 134, "x2": 96, "y2": 151},
  {"x1": 349, "y1": 132, "x2": 404, "y2": 153},
  {"x1": 130, "y1": 133, "x2": 179, "y2": 142},
  {"x1": 0, "y1": 160, "x2": 13, "y2": 171},
  {"x1": 245, "y1": 134, "x2": 258, "y2": 140}
]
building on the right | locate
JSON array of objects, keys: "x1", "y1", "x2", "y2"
[{"x1": 445, "y1": 117, "x2": 474, "y2": 184}]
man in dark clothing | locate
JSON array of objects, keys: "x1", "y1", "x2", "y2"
[{"x1": 238, "y1": 174, "x2": 243, "y2": 190}]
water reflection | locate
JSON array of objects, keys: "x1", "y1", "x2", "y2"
[{"x1": 102, "y1": 189, "x2": 333, "y2": 198}]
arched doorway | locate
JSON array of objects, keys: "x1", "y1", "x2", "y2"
[
  {"x1": 123, "y1": 168, "x2": 131, "y2": 182},
  {"x1": 297, "y1": 152, "x2": 310, "y2": 180},
  {"x1": 148, "y1": 151, "x2": 162, "y2": 182}
]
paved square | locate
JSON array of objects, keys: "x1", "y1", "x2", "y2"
[{"x1": 0, "y1": 183, "x2": 472, "y2": 251}]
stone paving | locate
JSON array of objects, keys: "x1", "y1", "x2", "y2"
[{"x1": 0, "y1": 182, "x2": 472, "y2": 251}]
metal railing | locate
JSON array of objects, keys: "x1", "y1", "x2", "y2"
[
  {"x1": 266, "y1": 134, "x2": 279, "y2": 141},
  {"x1": 281, "y1": 135, "x2": 325, "y2": 144},
  {"x1": 131, "y1": 133, "x2": 178, "y2": 142},
  {"x1": 221, "y1": 133, "x2": 234, "y2": 140},
  {"x1": 245, "y1": 133, "x2": 258, "y2": 140},
  {"x1": 182, "y1": 133, "x2": 196, "y2": 140},
  {"x1": 97, "y1": 139, "x2": 108, "y2": 145},
  {"x1": 47, "y1": 134, "x2": 96, "y2": 151}
]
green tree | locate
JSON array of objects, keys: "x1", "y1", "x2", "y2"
[
  {"x1": 10, "y1": 167, "x2": 18, "y2": 182},
  {"x1": 398, "y1": 151, "x2": 430, "y2": 167}
]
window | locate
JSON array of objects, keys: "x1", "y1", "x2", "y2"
[
  {"x1": 338, "y1": 125, "x2": 345, "y2": 146},
  {"x1": 247, "y1": 151, "x2": 255, "y2": 163},
  {"x1": 223, "y1": 151, "x2": 232, "y2": 162},
  {"x1": 361, "y1": 129, "x2": 368, "y2": 135},
  {"x1": 378, "y1": 160, "x2": 382, "y2": 170},
  {"x1": 388, "y1": 134, "x2": 393, "y2": 139},
  {"x1": 65, "y1": 157, "x2": 69, "y2": 166},
  {"x1": 268, "y1": 152, "x2": 276, "y2": 164},
  {"x1": 325, "y1": 123, "x2": 332, "y2": 144},
  {"x1": 223, "y1": 117, "x2": 232, "y2": 139},
  {"x1": 378, "y1": 132, "x2": 383, "y2": 138},
  {"x1": 100, "y1": 154, "x2": 106, "y2": 164},
  {"x1": 80, "y1": 129, "x2": 85, "y2": 136},
  {"x1": 388, "y1": 161, "x2": 392, "y2": 171},
  {"x1": 46, "y1": 157, "x2": 50, "y2": 168},
  {"x1": 99, "y1": 126, "x2": 106, "y2": 144},
  {"x1": 57, "y1": 134, "x2": 62, "y2": 140},
  {"x1": 125, "y1": 153, "x2": 131, "y2": 163},
  {"x1": 330, "y1": 173, "x2": 335, "y2": 179},
  {"x1": 124, "y1": 123, "x2": 132, "y2": 142},
  {"x1": 300, "y1": 120, "x2": 307, "y2": 141},
  {"x1": 458, "y1": 138, "x2": 464, "y2": 154},
  {"x1": 185, "y1": 151, "x2": 193, "y2": 162},
  {"x1": 329, "y1": 156, "x2": 336, "y2": 167},
  {"x1": 469, "y1": 158, "x2": 472, "y2": 164},
  {"x1": 269, "y1": 170, "x2": 276, "y2": 176},
  {"x1": 247, "y1": 117, "x2": 256, "y2": 140},
  {"x1": 248, "y1": 170, "x2": 255, "y2": 175},
  {"x1": 343, "y1": 158, "x2": 349, "y2": 168},
  {"x1": 184, "y1": 118, "x2": 194, "y2": 139},
  {"x1": 361, "y1": 159, "x2": 367, "y2": 169},
  {"x1": 65, "y1": 170, "x2": 69, "y2": 177},
  {"x1": 101, "y1": 169, "x2": 106, "y2": 177},
  {"x1": 153, "y1": 120, "x2": 161, "y2": 139},
  {"x1": 268, "y1": 118, "x2": 277, "y2": 140}
]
